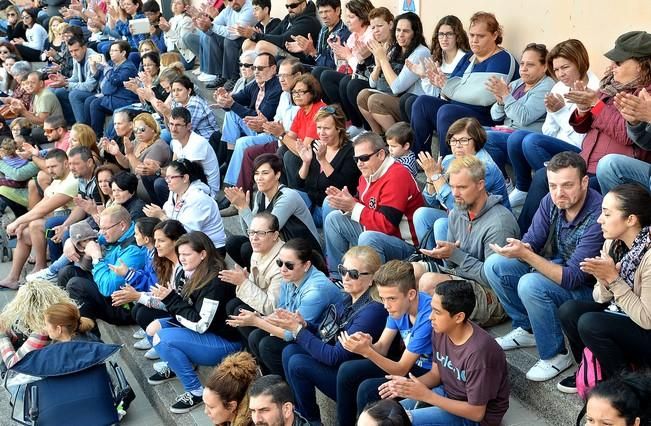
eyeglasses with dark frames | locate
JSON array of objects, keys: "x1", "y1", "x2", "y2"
[
  {"x1": 437, "y1": 31, "x2": 455, "y2": 39},
  {"x1": 291, "y1": 89, "x2": 309, "y2": 96},
  {"x1": 353, "y1": 148, "x2": 384, "y2": 163},
  {"x1": 448, "y1": 137, "x2": 473, "y2": 146},
  {"x1": 338, "y1": 264, "x2": 372, "y2": 280},
  {"x1": 247, "y1": 230, "x2": 276, "y2": 238}
]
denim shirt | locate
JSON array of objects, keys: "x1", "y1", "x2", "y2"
[{"x1": 278, "y1": 266, "x2": 345, "y2": 326}]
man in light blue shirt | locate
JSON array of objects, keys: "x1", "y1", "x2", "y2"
[{"x1": 184, "y1": 0, "x2": 256, "y2": 87}]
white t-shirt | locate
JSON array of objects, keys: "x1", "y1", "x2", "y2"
[
  {"x1": 44, "y1": 172, "x2": 79, "y2": 211},
  {"x1": 170, "y1": 132, "x2": 220, "y2": 196},
  {"x1": 25, "y1": 24, "x2": 48, "y2": 51}
]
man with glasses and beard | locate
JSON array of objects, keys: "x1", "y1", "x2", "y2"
[
  {"x1": 413, "y1": 155, "x2": 517, "y2": 328},
  {"x1": 324, "y1": 132, "x2": 424, "y2": 280},
  {"x1": 243, "y1": 0, "x2": 320, "y2": 65}
]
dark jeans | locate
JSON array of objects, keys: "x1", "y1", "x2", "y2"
[
  {"x1": 85, "y1": 96, "x2": 114, "y2": 137},
  {"x1": 248, "y1": 328, "x2": 288, "y2": 377},
  {"x1": 140, "y1": 175, "x2": 168, "y2": 207},
  {"x1": 399, "y1": 92, "x2": 417, "y2": 123},
  {"x1": 209, "y1": 34, "x2": 244, "y2": 80},
  {"x1": 225, "y1": 235, "x2": 252, "y2": 269},
  {"x1": 283, "y1": 344, "x2": 339, "y2": 422},
  {"x1": 0, "y1": 195, "x2": 26, "y2": 217},
  {"x1": 319, "y1": 70, "x2": 369, "y2": 128},
  {"x1": 16, "y1": 44, "x2": 42, "y2": 62},
  {"x1": 225, "y1": 298, "x2": 257, "y2": 348},
  {"x1": 517, "y1": 168, "x2": 600, "y2": 235},
  {"x1": 410, "y1": 96, "x2": 495, "y2": 157},
  {"x1": 131, "y1": 303, "x2": 170, "y2": 330},
  {"x1": 66, "y1": 274, "x2": 135, "y2": 327},
  {"x1": 57, "y1": 264, "x2": 93, "y2": 289},
  {"x1": 559, "y1": 299, "x2": 651, "y2": 378},
  {"x1": 336, "y1": 358, "x2": 428, "y2": 426}
]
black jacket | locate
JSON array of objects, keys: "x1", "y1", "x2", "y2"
[{"x1": 255, "y1": 1, "x2": 320, "y2": 52}]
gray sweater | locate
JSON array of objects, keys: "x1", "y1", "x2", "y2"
[{"x1": 446, "y1": 194, "x2": 520, "y2": 286}]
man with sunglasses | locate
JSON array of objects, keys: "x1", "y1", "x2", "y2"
[
  {"x1": 324, "y1": 132, "x2": 424, "y2": 280},
  {"x1": 244, "y1": 0, "x2": 320, "y2": 65},
  {"x1": 185, "y1": 0, "x2": 256, "y2": 87}
]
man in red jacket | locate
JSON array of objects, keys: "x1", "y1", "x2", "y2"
[{"x1": 324, "y1": 132, "x2": 424, "y2": 279}]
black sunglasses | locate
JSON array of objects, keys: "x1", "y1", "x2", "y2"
[
  {"x1": 285, "y1": 0, "x2": 304, "y2": 9},
  {"x1": 276, "y1": 259, "x2": 297, "y2": 270},
  {"x1": 338, "y1": 264, "x2": 371, "y2": 280},
  {"x1": 238, "y1": 62, "x2": 253, "y2": 68},
  {"x1": 353, "y1": 148, "x2": 383, "y2": 163}
]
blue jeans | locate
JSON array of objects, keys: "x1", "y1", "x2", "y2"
[
  {"x1": 401, "y1": 386, "x2": 480, "y2": 426},
  {"x1": 154, "y1": 318, "x2": 241, "y2": 393},
  {"x1": 297, "y1": 190, "x2": 335, "y2": 229},
  {"x1": 222, "y1": 111, "x2": 258, "y2": 144},
  {"x1": 483, "y1": 254, "x2": 594, "y2": 359},
  {"x1": 324, "y1": 210, "x2": 364, "y2": 278},
  {"x1": 45, "y1": 215, "x2": 68, "y2": 262},
  {"x1": 411, "y1": 96, "x2": 494, "y2": 157},
  {"x1": 55, "y1": 88, "x2": 94, "y2": 124},
  {"x1": 224, "y1": 133, "x2": 276, "y2": 186},
  {"x1": 49, "y1": 254, "x2": 71, "y2": 275},
  {"x1": 521, "y1": 132, "x2": 581, "y2": 170},
  {"x1": 85, "y1": 96, "x2": 113, "y2": 137},
  {"x1": 358, "y1": 230, "x2": 416, "y2": 265},
  {"x1": 282, "y1": 344, "x2": 338, "y2": 422},
  {"x1": 411, "y1": 206, "x2": 449, "y2": 250},
  {"x1": 596, "y1": 153, "x2": 651, "y2": 193}
]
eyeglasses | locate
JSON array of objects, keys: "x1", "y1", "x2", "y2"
[
  {"x1": 164, "y1": 174, "x2": 184, "y2": 182},
  {"x1": 252, "y1": 65, "x2": 270, "y2": 72},
  {"x1": 134, "y1": 126, "x2": 147, "y2": 133},
  {"x1": 100, "y1": 221, "x2": 122, "y2": 232},
  {"x1": 278, "y1": 73, "x2": 295, "y2": 80},
  {"x1": 247, "y1": 229, "x2": 275, "y2": 238},
  {"x1": 21, "y1": 15, "x2": 31, "y2": 20},
  {"x1": 285, "y1": 0, "x2": 304, "y2": 10},
  {"x1": 43, "y1": 127, "x2": 57, "y2": 134},
  {"x1": 353, "y1": 148, "x2": 383, "y2": 163},
  {"x1": 276, "y1": 259, "x2": 298, "y2": 270},
  {"x1": 448, "y1": 137, "x2": 473, "y2": 146},
  {"x1": 338, "y1": 264, "x2": 371, "y2": 280},
  {"x1": 291, "y1": 89, "x2": 309, "y2": 96},
  {"x1": 239, "y1": 62, "x2": 253, "y2": 68},
  {"x1": 437, "y1": 32, "x2": 455, "y2": 39}
]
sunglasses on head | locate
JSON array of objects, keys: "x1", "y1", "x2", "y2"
[
  {"x1": 285, "y1": 0, "x2": 304, "y2": 9},
  {"x1": 338, "y1": 264, "x2": 371, "y2": 280},
  {"x1": 320, "y1": 105, "x2": 336, "y2": 114},
  {"x1": 276, "y1": 259, "x2": 297, "y2": 270},
  {"x1": 353, "y1": 148, "x2": 383, "y2": 163}
]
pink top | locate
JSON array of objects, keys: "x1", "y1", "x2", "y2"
[{"x1": 345, "y1": 27, "x2": 374, "y2": 73}]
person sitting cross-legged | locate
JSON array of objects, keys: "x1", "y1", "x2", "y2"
[{"x1": 483, "y1": 151, "x2": 604, "y2": 382}]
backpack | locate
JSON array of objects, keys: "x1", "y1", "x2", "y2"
[{"x1": 576, "y1": 347, "x2": 603, "y2": 399}]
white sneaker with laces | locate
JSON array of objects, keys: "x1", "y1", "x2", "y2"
[
  {"x1": 132, "y1": 329, "x2": 146, "y2": 339},
  {"x1": 197, "y1": 72, "x2": 217, "y2": 82},
  {"x1": 26, "y1": 268, "x2": 57, "y2": 283},
  {"x1": 508, "y1": 188, "x2": 528, "y2": 208},
  {"x1": 495, "y1": 327, "x2": 536, "y2": 350},
  {"x1": 526, "y1": 351, "x2": 574, "y2": 381},
  {"x1": 144, "y1": 347, "x2": 159, "y2": 360},
  {"x1": 505, "y1": 178, "x2": 514, "y2": 194},
  {"x1": 133, "y1": 337, "x2": 152, "y2": 350}
]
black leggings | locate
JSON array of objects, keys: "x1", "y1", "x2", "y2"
[
  {"x1": 319, "y1": 70, "x2": 369, "y2": 128},
  {"x1": 225, "y1": 298, "x2": 257, "y2": 349},
  {"x1": 248, "y1": 328, "x2": 288, "y2": 377},
  {"x1": 0, "y1": 194, "x2": 27, "y2": 217},
  {"x1": 131, "y1": 303, "x2": 170, "y2": 330},
  {"x1": 225, "y1": 235, "x2": 252, "y2": 269},
  {"x1": 559, "y1": 299, "x2": 651, "y2": 378}
]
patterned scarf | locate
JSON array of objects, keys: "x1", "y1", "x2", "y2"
[
  {"x1": 616, "y1": 227, "x2": 651, "y2": 289},
  {"x1": 599, "y1": 72, "x2": 643, "y2": 97}
]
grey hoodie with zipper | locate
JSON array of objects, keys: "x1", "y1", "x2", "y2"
[{"x1": 446, "y1": 194, "x2": 520, "y2": 286}]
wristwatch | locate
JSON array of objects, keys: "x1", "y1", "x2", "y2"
[{"x1": 427, "y1": 173, "x2": 443, "y2": 184}]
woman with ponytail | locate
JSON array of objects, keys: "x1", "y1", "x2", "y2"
[
  {"x1": 44, "y1": 302, "x2": 96, "y2": 342},
  {"x1": 202, "y1": 352, "x2": 258, "y2": 426}
]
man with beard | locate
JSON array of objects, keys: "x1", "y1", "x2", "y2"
[
  {"x1": 413, "y1": 155, "x2": 517, "y2": 328},
  {"x1": 248, "y1": 375, "x2": 310, "y2": 426},
  {"x1": 484, "y1": 151, "x2": 604, "y2": 382}
]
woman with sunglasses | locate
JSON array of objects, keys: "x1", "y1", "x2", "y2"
[
  {"x1": 413, "y1": 117, "x2": 510, "y2": 250},
  {"x1": 145, "y1": 231, "x2": 241, "y2": 414},
  {"x1": 286, "y1": 104, "x2": 360, "y2": 227},
  {"x1": 0, "y1": 44, "x2": 19, "y2": 96},
  {"x1": 2, "y1": 6, "x2": 26, "y2": 45},
  {"x1": 482, "y1": 43, "x2": 554, "y2": 206},
  {"x1": 12, "y1": 8, "x2": 47, "y2": 62},
  {"x1": 123, "y1": 112, "x2": 171, "y2": 203},
  {"x1": 357, "y1": 12, "x2": 429, "y2": 135},
  {"x1": 282, "y1": 245, "x2": 387, "y2": 425},
  {"x1": 224, "y1": 153, "x2": 321, "y2": 270},
  {"x1": 227, "y1": 237, "x2": 345, "y2": 377},
  {"x1": 144, "y1": 159, "x2": 226, "y2": 253},
  {"x1": 222, "y1": 212, "x2": 284, "y2": 339}
]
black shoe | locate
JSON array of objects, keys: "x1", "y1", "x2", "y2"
[
  {"x1": 223, "y1": 79, "x2": 237, "y2": 91},
  {"x1": 206, "y1": 77, "x2": 228, "y2": 89},
  {"x1": 147, "y1": 365, "x2": 177, "y2": 385},
  {"x1": 556, "y1": 374, "x2": 577, "y2": 394},
  {"x1": 170, "y1": 392, "x2": 204, "y2": 414}
]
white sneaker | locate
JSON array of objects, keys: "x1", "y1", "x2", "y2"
[
  {"x1": 509, "y1": 189, "x2": 528, "y2": 208},
  {"x1": 192, "y1": 68, "x2": 202, "y2": 75},
  {"x1": 133, "y1": 337, "x2": 152, "y2": 350},
  {"x1": 26, "y1": 268, "x2": 57, "y2": 283},
  {"x1": 132, "y1": 329, "x2": 146, "y2": 339},
  {"x1": 496, "y1": 327, "x2": 536, "y2": 351},
  {"x1": 197, "y1": 72, "x2": 217, "y2": 82},
  {"x1": 526, "y1": 351, "x2": 574, "y2": 381},
  {"x1": 347, "y1": 125, "x2": 364, "y2": 139},
  {"x1": 144, "y1": 347, "x2": 159, "y2": 360}
]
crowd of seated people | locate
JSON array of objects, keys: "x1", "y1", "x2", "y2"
[{"x1": 0, "y1": 1, "x2": 650, "y2": 424}]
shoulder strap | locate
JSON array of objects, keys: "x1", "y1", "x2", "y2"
[{"x1": 541, "y1": 205, "x2": 559, "y2": 259}]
